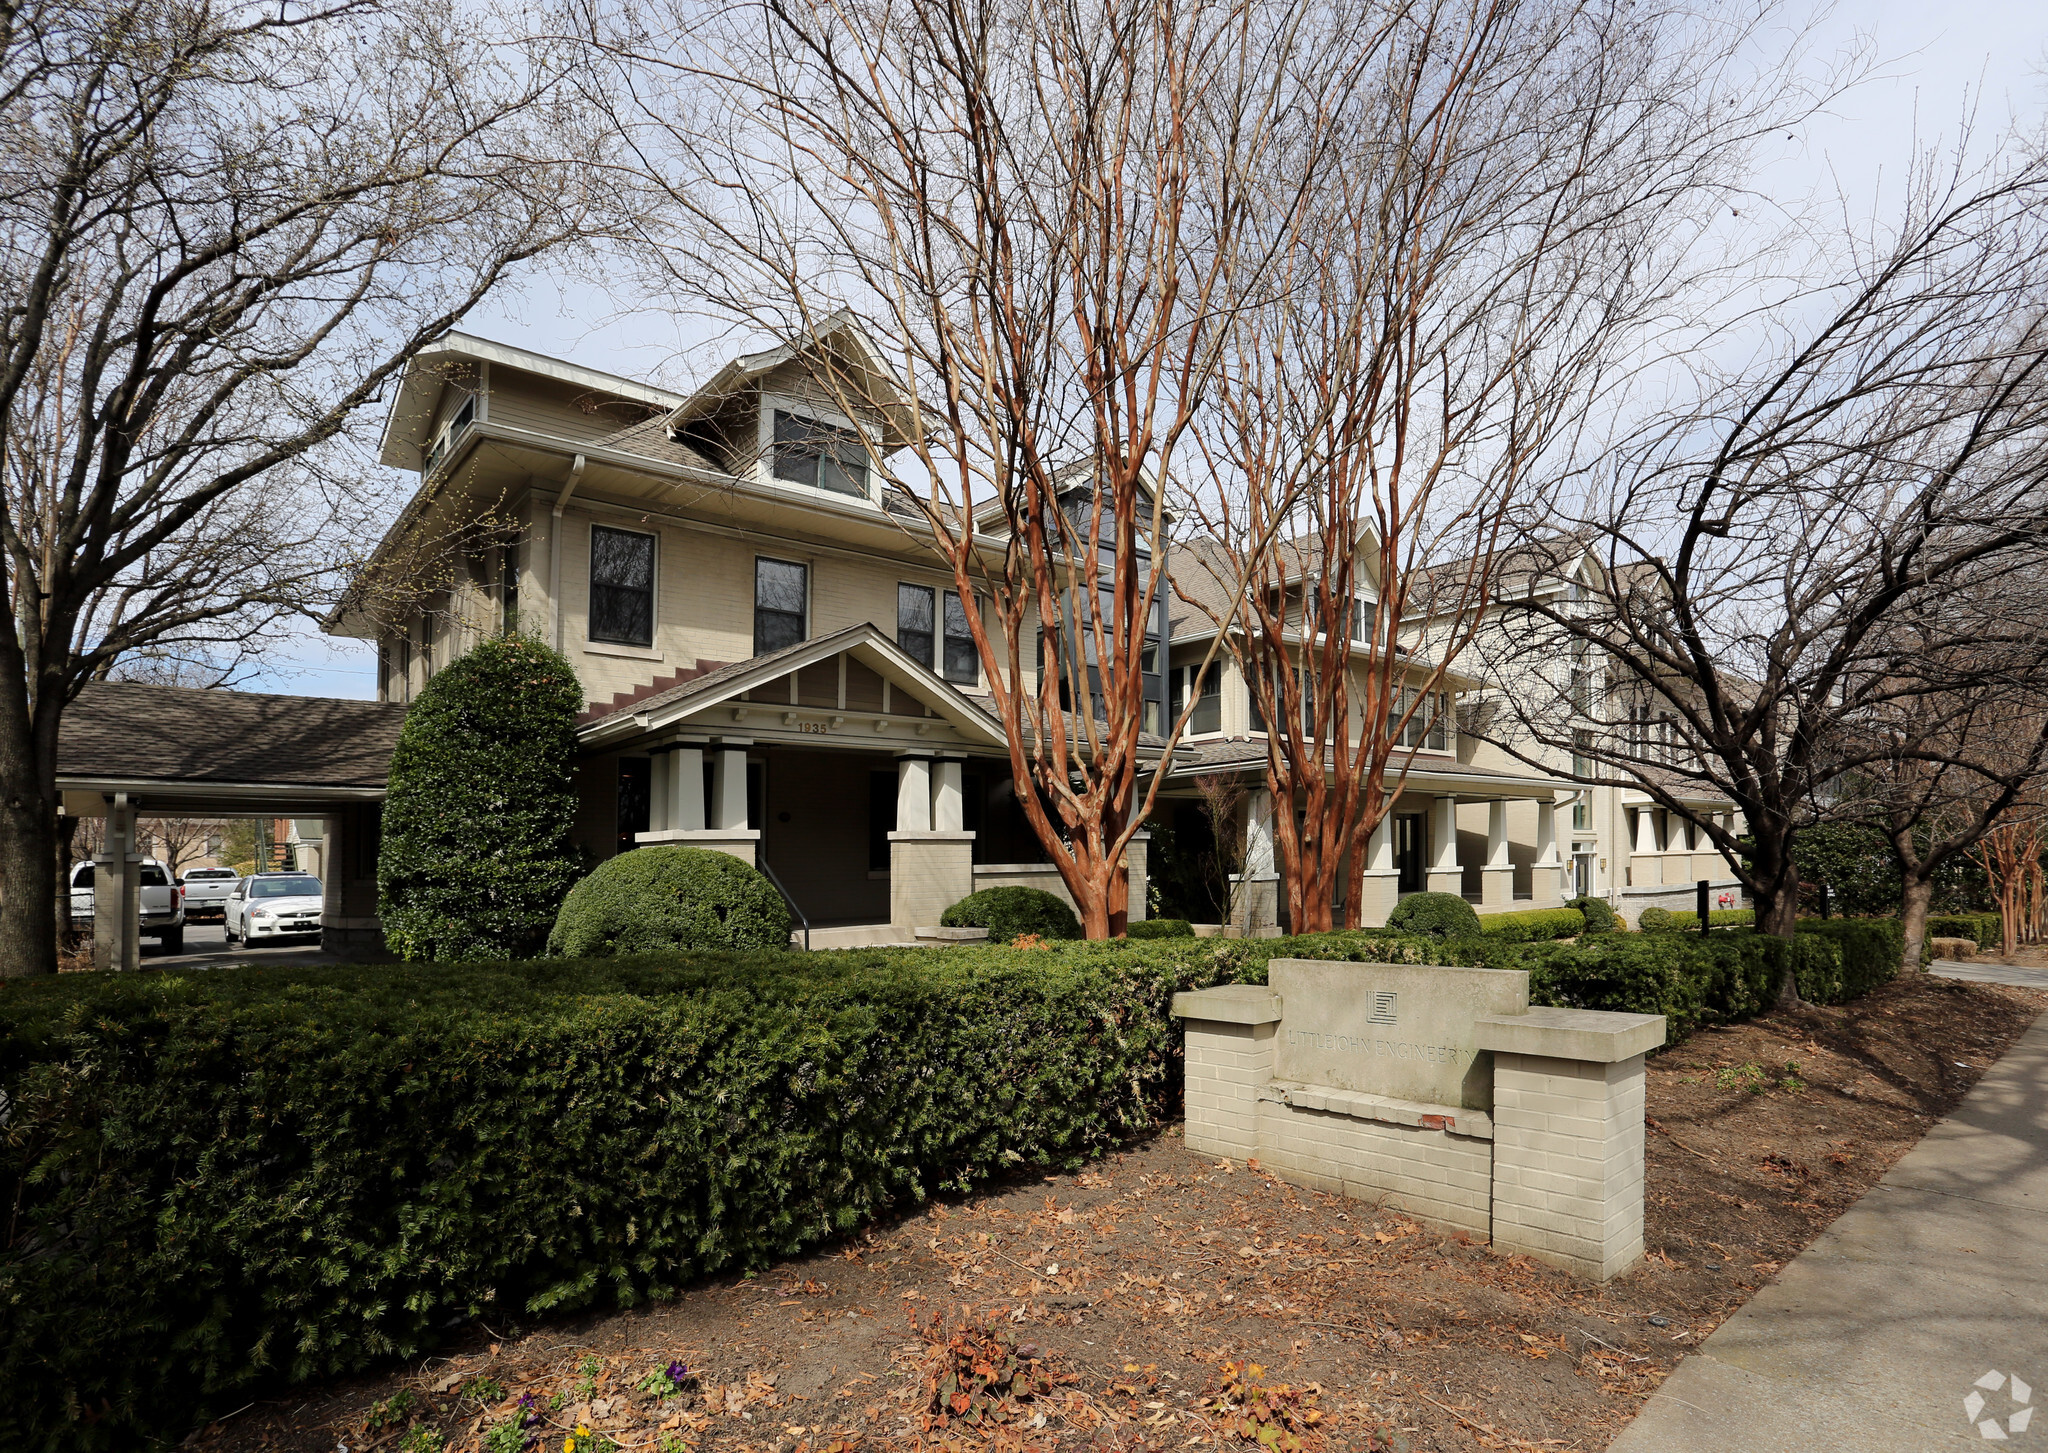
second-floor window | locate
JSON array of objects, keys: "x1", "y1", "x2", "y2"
[
  {"x1": 755, "y1": 557, "x2": 808, "y2": 654},
  {"x1": 771, "y1": 411, "x2": 869, "y2": 497},
  {"x1": 898, "y1": 584, "x2": 935, "y2": 667},
  {"x1": 1395, "y1": 688, "x2": 1450, "y2": 751},
  {"x1": 941, "y1": 590, "x2": 977, "y2": 684},
  {"x1": 896, "y1": 584, "x2": 976, "y2": 683},
  {"x1": 1170, "y1": 663, "x2": 1221, "y2": 734},
  {"x1": 589, "y1": 525, "x2": 655, "y2": 647}
]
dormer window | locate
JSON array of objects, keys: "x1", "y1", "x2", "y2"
[
  {"x1": 771, "y1": 410, "x2": 869, "y2": 497},
  {"x1": 421, "y1": 394, "x2": 476, "y2": 477}
]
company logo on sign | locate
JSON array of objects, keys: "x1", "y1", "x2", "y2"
[
  {"x1": 1965, "y1": 1370, "x2": 2033, "y2": 1439},
  {"x1": 1369, "y1": 991, "x2": 1398, "y2": 1026}
]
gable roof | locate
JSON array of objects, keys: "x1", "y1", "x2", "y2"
[{"x1": 662, "y1": 311, "x2": 917, "y2": 450}]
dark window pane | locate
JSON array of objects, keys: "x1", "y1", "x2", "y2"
[
  {"x1": 590, "y1": 526, "x2": 655, "y2": 646},
  {"x1": 617, "y1": 757, "x2": 650, "y2": 854},
  {"x1": 942, "y1": 590, "x2": 977, "y2": 683},
  {"x1": 772, "y1": 411, "x2": 869, "y2": 496},
  {"x1": 897, "y1": 583, "x2": 934, "y2": 667},
  {"x1": 755, "y1": 557, "x2": 807, "y2": 655}
]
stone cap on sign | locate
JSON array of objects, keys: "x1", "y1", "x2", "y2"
[
  {"x1": 1472, "y1": 1006, "x2": 1666, "y2": 1063},
  {"x1": 915, "y1": 925, "x2": 990, "y2": 942},
  {"x1": 1172, "y1": 985, "x2": 1284, "y2": 1026},
  {"x1": 1257, "y1": 1079, "x2": 1494, "y2": 1140}
]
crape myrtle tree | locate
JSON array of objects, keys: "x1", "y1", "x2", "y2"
[
  {"x1": 0, "y1": 0, "x2": 601, "y2": 975},
  {"x1": 1178, "y1": 0, "x2": 1824, "y2": 932},
  {"x1": 574, "y1": 0, "x2": 1368, "y2": 935},
  {"x1": 1486, "y1": 136, "x2": 2048, "y2": 1003}
]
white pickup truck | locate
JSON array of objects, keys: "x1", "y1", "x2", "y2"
[
  {"x1": 67, "y1": 857, "x2": 187, "y2": 953},
  {"x1": 178, "y1": 866, "x2": 239, "y2": 922}
]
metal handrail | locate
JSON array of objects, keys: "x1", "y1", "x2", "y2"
[{"x1": 756, "y1": 855, "x2": 810, "y2": 951}]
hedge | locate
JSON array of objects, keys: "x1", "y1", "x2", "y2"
[
  {"x1": 1794, "y1": 917, "x2": 1904, "y2": 1001},
  {"x1": 941, "y1": 886, "x2": 1082, "y2": 942},
  {"x1": 547, "y1": 846, "x2": 791, "y2": 956},
  {"x1": 1126, "y1": 918, "x2": 1194, "y2": 939},
  {"x1": 1475, "y1": 907, "x2": 1585, "y2": 942},
  {"x1": 1567, "y1": 896, "x2": 1619, "y2": 934},
  {"x1": 1638, "y1": 906, "x2": 1756, "y2": 932},
  {"x1": 0, "y1": 946, "x2": 1229, "y2": 1449},
  {"x1": 1928, "y1": 911, "x2": 2002, "y2": 951}
]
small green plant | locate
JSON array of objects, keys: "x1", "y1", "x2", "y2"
[
  {"x1": 637, "y1": 1361, "x2": 695, "y2": 1399},
  {"x1": 482, "y1": 1419, "x2": 530, "y2": 1453},
  {"x1": 398, "y1": 1427, "x2": 446, "y2": 1453},
  {"x1": 1779, "y1": 1059, "x2": 1806, "y2": 1091},
  {"x1": 574, "y1": 1354, "x2": 604, "y2": 1399},
  {"x1": 563, "y1": 1426, "x2": 619, "y2": 1453},
  {"x1": 462, "y1": 1375, "x2": 507, "y2": 1405},
  {"x1": 1715, "y1": 1063, "x2": 1770, "y2": 1094},
  {"x1": 367, "y1": 1388, "x2": 421, "y2": 1432},
  {"x1": 657, "y1": 1435, "x2": 695, "y2": 1453}
]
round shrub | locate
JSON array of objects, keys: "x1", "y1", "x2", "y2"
[
  {"x1": 1637, "y1": 905, "x2": 1676, "y2": 932},
  {"x1": 1384, "y1": 890, "x2": 1481, "y2": 940},
  {"x1": 1568, "y1": 895, "x2": 1618, "y2": 934},
  {"x1": 548, "y1": 846, "x2": 791, "y2": 956},
  {"x1": 378, "y1": 633, "x2": 584, "y2": 961},
  {"x1": 1126, "y1": 918, "x2": 1194, "y2": 940},
  {"x1": 941, "y1": 886, "x2": 1081, "y2": 942}
]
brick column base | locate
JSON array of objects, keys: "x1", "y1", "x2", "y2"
[{"x1": 1172, "y1": 987, "x2": 1282, "y2": 1159}]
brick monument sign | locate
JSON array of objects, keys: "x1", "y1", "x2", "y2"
[{"x1": 1173, "y1": 960, "x2": 1666, "y2": 1282}]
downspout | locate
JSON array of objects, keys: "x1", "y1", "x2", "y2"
[{"x1": 549, "y1": 454, "x2": 587, "y2": 653}]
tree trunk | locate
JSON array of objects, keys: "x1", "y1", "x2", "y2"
[
  {"x1": 1898, "y1": 872, "x2": 1934, "y2": 973},
  {"x1": 0, "y1": 774, "x2": 59, "y2": 977},
  {"x1": 1757, "y1": 879, "x2": 1802, "y2": 1008}
]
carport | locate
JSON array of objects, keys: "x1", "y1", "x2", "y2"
[{"x1": 57, "y1": 682, "x2": 405, "y2": 969}]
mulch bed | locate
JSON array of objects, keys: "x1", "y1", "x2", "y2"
[{"x1": 189, "y1": 971, "x2": 2046, "y2": 1453}]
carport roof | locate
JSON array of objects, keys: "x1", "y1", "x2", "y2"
[{"x1": 58, "y1": 683, "x2": 405, "y2": 804}]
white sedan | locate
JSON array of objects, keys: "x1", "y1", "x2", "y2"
[{"x1": 224, "y1": 873, "x2": 325, "y2": 944}]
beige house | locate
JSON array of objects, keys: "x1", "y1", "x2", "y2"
[{"x1": 331, "y1": 321, "x2": 1162, "y2": 944}]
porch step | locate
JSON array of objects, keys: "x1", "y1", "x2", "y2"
[{"x1": 800, "y1": 922, "x2": 917, "y2": 950}]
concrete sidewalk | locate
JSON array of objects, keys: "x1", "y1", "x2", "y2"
[
  {"x1": 1931, "y1": 958, "x2": 2048, "y2": 991},
  {"x1": 1608, "y1": 1010, "x2": 2048, "y2": 1451}
]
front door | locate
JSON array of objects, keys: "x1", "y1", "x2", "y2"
[{"x1": 1394, "y1": 813, "x2": 1426, "y2": 894}]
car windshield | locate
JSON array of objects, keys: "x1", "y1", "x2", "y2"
[
  {"x1": 250, "y1": 877, "x2": 320, "y2": 899},
  {"x1": 186, "y1": 869, "x2": 235, "y2": 880}
]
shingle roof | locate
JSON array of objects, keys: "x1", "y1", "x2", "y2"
[
  {"x1": 58, "y1": 683, "x2": 406, "y2": 788},
  {"x1": 1166, "y1": 734, "x2": 1558, "y2": 788},
  {"x1": 583, "y1": 415, "x2": 726, "y2": 474}
]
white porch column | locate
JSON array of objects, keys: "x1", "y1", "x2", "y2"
[
  {"x1": 1481, "y1": 799, "x2": 1515, "y2": 909},
  {"x1": 712, "y1": 747, "x2": 749, "y2": 831},
  {"x1": 672, "y1": 746, "x2": 706, "y2": 831},
  {"x1": 647, "y1": 752, "x2": 671, "y2": 833},
  {"x1": 1530, "y1": 798, "x2": 1565, "y2": 908},
  {"x1": 92, "y1": 792, "x2": 141, "y2": 973},
  {"x1": 1238, "y1": 788, "x2": 1278, "y2": 934},
  {"x1": 931, "y1": 757, "x2": 964, "y2": 832},
  {"x1": 1633, "y1": 807, "x2": 1658, "y2": 854},
  {"x1": 1427, "y1": 795, "x2": 1462, "y2": 897},
  {"x1": 1358, "y1": 814, "x2": 1399, "y2": 927},
  {"x1": 897, "y1": 756, "x2": 933, "y2": 832}
]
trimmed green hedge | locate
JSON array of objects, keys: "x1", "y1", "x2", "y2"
[
  {"x1": 0, "y1": 947, "x2": 1222, "y2": 1449},
  {"x1": 1567, "y1": 896, "x2": 1619, "y2": 934},
  {"x1": 1475, "y1": 907, "x2": 1585, "y2": 942},
  {"x1": 1795, "y1": 917, "x2": 1904, "y2": 1000},
  {"x1": 1385, "y1": 891, "x2": 1481, "y2": 939},
  {"x1": 1638, "y1": 906, "x2": 1756, "y2": 932},
  {"x1": 941, "y1": 886, "x2": 1082, "y2": 942},
  {"x1": 1928, "y1": 912, "x2": 2002, "y2": 950},
  {"x1": 1126, "y1": 918, "x2": 1194, "y2": 939},
  {"x1": 547, "y1": 846, "x2": 791, "y2": 956}
]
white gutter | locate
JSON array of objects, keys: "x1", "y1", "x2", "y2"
[{"x1": 549, "y1": 454, "x2": 587, "y2": 653}]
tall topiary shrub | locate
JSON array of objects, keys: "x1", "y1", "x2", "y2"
[
  {"x1": 942, "y1": 886, "x2": 1083, "y2": 942},
  {"x1": 1567, "y1": 896, "x2": 1619, "y2": 934},
  {"x1": 378, "y1": 634, "x2": 584, "y2": 961}
]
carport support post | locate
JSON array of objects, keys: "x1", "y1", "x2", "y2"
[{"x1": 92, "y1": 792, "x2": 141, "y2": 972}]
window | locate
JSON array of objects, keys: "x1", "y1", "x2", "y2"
[
  {"x1": 589, "y1": 526, "x2": 655, "y2": 647},
  {"x1": 1393, "y1": 688, "x2": 1451, "y2": 750},
  {"x1": 771, "y1": 411, "x2": 869, "y2": 497},
  {"x1": 1170, "y1": 663, "x2": 1221, "y2": 734},
  {"x1": 897, "y1": 584, "x2": 935, "y2": 668},
  {"x1": 501, "y1": 543, "x2": 520, "y2": 636},
  {"x1": 1569, "y1": 643, "x2": 1593, "y2": 714},
  {"x1": 942, "y1": 590, "x2": 977, "y2": 684},
  {"x1": 754, "y1": 557, "x2": 807, "y2": 654}
]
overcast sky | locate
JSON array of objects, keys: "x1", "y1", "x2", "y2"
[{"x1": 261, "y1": 1, "x2": 2048, "y2": 701}]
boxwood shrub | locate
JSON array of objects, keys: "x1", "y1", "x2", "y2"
[
  {"x1": 1639, "y1": 906, "x2": 1756, "y2": 932},
  {"x1": 1928, "y1": 911, "x2": 2002, "y2": 950},
  {"x1": 0, "y1": 946, "x2": 1228, "y2": 1450},
  {"x1": 547, "y1": 846, "x2": 791, "y2": 956},
  {"x1": 1795, "y1": 917, "x2": 1903, "y2": 1000},
  {"x1": 1567, "y1": 895, "x2": 1619, "y2": 934},
  {"x1": 941, "y1": 886, "x2": 1082, "y2": 942},
  {"x1": 1126, "y1": 918, "x2": 1194, "y2": 939},
  {"x1": 1384, "y1": 891, "x2": 1482, "y2": 939},
  {"x1": 1475, "y1": 907, "x2": 1585, "y2": 942}
]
